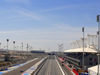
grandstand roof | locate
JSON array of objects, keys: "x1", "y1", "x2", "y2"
[{"x1": 64, "y1": 48, "x2": 98, "y2": 53}]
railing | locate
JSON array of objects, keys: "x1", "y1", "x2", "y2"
[
  {"x1": 65, "y1": 56, "x2": 80, "y2": 62},
  {"x1": 66, "y1": 58, "x2": 79, "y2": 66}
]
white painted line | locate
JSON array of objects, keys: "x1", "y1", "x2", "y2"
[{"x1": 55, "y1": 56, "x2": 65, "y2": 75}]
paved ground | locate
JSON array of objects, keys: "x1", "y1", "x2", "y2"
[
  {"x1": 36, "y1": 55, "x2": 67, "y2": 75},
  {"x1": 2, "y1": 58, "x2": 41, "y2": 75}
]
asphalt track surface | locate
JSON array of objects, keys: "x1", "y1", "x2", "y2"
[
  {"x1": 36, "y1": 55, "x2": 66, "y2": 75},
  {"x1": 2, "y1": 58, "x2": 41, "y2": 75}
]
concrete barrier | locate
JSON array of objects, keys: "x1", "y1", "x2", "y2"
[{"x1": 21, "y1": 57, "x2": 47, "y2": 75}]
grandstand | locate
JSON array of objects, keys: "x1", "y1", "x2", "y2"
[{"x1": 60, "y1": 34, "x2": 99, "y2": 74}]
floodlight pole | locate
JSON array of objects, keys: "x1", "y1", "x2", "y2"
[
  {"x1": 97, "y1": 15, "x2": 100, "y2": 75},
  {"x1": 27, "y1": 44, "x2": 28, "y2": 52},
  {"x1": 7, "y1": 39, "x2": 9, "y2": 50},
  {"x1": 97, "y1": 31, "x2": 100, "y2": 75},
  {"x1": 82, "y1": 27, "x2": 85, "y2": 73},
  {"x1": 22, "y1": 43, "x2": 23, "y2": 51},
  {"x1": 13, "y1": 41, "x2": 15, "y2": 50}
]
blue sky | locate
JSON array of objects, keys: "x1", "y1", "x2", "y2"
[{"x1": 0, "y1": 0, "x2": 99, "y2": 51}]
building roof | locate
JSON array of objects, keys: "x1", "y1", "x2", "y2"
[{"x1": 64, "y1": 48, "x2": 98, "y2": 53}]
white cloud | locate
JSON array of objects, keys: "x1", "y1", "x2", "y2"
[
  {"x1": 15, "y1": 10, "x2": 40, "y2": 20},
  {"x1": 40, "y1": 6, "x2": 75, "y2": 12}
]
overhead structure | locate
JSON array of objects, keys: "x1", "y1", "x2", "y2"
[
  {"x1": 70, "y1": 34, "x2": 97, "y2": 50},
  {"x1": 87, "y1": 34, "x2": 97, "y2": 48},
  {"x1": 58, "y1": 44, "x2": 63, "y2": 52}
]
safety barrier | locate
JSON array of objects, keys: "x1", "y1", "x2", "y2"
[{"x1": 21, "y1": 57, "x2": 47, "y2": 75}]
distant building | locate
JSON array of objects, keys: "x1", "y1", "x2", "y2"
[{"x1": 30, "y1": 50, "x2": 45, "y2": 53}]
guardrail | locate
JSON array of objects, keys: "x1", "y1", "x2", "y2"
[
  {"x1": 65, "y1": 58, "x2": 79, "y2": 66},
  {"x1": 33, "y1": 57, "x2": 47, "y2": 75},
  {"x1": 65, "y1": 56, "x2": 80, "y2": 62},
  {"x1": 21, "y1": 57, "x2": 48, "y2": 75}
]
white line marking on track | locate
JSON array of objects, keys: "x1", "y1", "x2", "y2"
[{"x1": 55, "y1": 55, "x2": 65, "y2": 75}]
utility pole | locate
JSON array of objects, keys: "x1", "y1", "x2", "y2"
[
  {"x1": 82, "y1": 27, "x2": 85, "y2": 73},
  {"x1": 97, "y1": 15, "x2": 100, "y2": 75}
]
